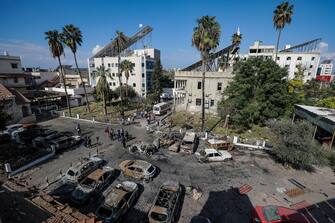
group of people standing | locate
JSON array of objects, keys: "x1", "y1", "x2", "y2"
[{"x1": 105, "y1": 126, "x2": 129, "y2": 148}]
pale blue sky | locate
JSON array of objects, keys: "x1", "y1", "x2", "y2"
[{"x1": 0, "y1": 0, "x2": 334, "y2": 69}]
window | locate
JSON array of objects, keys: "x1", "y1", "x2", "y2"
[
  {"x1": 277, "y1": 57, "x2": 280, "y2": 61},
  {"x1": 197, "y1": 81, "x2": 202, "y2": 89},
  {"x1": 311, "y1": 57, "x2": 315, "y2": 61},
  {"x1": 108, "y1": 63, "x2": 111, "y2": 67},
  {"x1": 285, "y1": 65, "x2": 289, "y2": 68},
  {"x1": 115, "y1": 63, "x2": 118, "y2": 67},
  {"x1": 11, "y1": 63, "x2": 18, "y2": 69},
  {"x1": 217, "y1": 82, "x2": 222, "y2": 91},
  {"x1": 111, "y1": 63, "x2": 114, "y2": 67},
  {"x1": 196, "y1": 98, "x2": 201, "y2": 106},
  {"x1": 14, "y1": 77, "x2": 18, "y2": 83},
  {"x1": 112, "y1": 73, "x2": 115, "y2": 77},
  {"x1": 142, "y1": 83, "x2": 145, "y2": 87},
  {"x1": 310, "y1": 65, "x2": 313, "y2": 68},
  {"x1": 286, "y1": 57, "x2": 291, "y2": 61},
  {"x1": 131, "y1": 73, "x2": 135, "y2": 76},
  {"x1": 142, "y1": 73, "x2": 145, "y2": 78},
  {"x1": 109, "y1": 82, "x2": 112, "y2": 86},
  {"x1": 133, "y1": 83, "x2": 136, "y2": 87},
  {"x1": 132, "y1": 63, "x2": 135, "y2": 67},
  {"x1": 308, "y1": 72, "x2": 311, "y2": 76},
  {"x1": 210, "y1": 100, "x2": 214, "y2": 107},
  {"x1": 249, "y1": 49, "x2": 257, "y2": 53},
  {"x1": 141, "y1": 63, "x2": 144, "y2": 67},
  {"x1": 113, "y1": 82, "x2": 116, "y2": 86},
  {"x1": 297, "y1": 57, "x2": 302, "y2": 61}
]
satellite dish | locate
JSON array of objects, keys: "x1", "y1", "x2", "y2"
[{"x1": 139, "y1": 24, "x2": 143, "y2": 28}]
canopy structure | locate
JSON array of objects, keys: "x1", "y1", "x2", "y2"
[{"x1": 294, "y1": 104, "x2": 335, "y2": 149}]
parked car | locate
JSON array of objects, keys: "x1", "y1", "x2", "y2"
[
  {"x1": 96, "y1": 181, "x2": 139, "y2": 222},
  {"x1": 195, "y1": 149, "x2": 232, "y2": 163},
  {"x1": 252, "y1": 205, "x2": 310, "y2": 223},
  {"x1": 71, "y1": 166, "x2": 117, "y2": 204},
  {"x1": 119, "y1": 160, "x2": 156, "y2": 180},
  {"x1": 190, "y1": 216, "x2": 211, "y2": 223},
  {"x1": 148, "y1": 181, "x2": 182, "y2": 223},
  {"x1": 180, "y1": 132, "x2": 197, "y2": 154},
  {"x1": 64, "y1": 157, "x2": 105, "y2": 184},
  {"x1": 3, "y1": 124, "x2": 22, "y2": 136},
  {"x1": 128, "y1": 143, "x2": 158, "y2": 157}
]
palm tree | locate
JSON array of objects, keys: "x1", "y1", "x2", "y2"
[
  {"x1": 45, "y1": 30, "x2": 72, "y2": 116},
  {"x1": 192, "y1": 15, "x2": 221, "y2": 132},
  {"x1": 62, "y1": 24, "x2": 91, "y2": 112},
  {"x1": 120, "y1": 59, "x2": 135, "y2": 98},
  {"x1": 112, "y1": 31, "x2": 129, "y2": 118},
  {"x1": 92, "y1": 66, "x2": 112, "y2": 116},
  {"x1": 231, "y1": 33, "x2": 242, "y2": 46},
  {"x1": 273, "y1": 1, "x2": 294, "y2": 61}
]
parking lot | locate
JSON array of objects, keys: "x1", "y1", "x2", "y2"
[{"x1": 3, "y1": 117, "x2": 335, "y2": 223}]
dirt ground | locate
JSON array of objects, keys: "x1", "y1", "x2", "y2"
[{"x1": 1, "y1": 117, "x2": 335, "y2": 223}]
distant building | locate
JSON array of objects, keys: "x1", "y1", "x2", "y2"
[
  {"x1": 316, "y1": 59, "x2": 334, "y2": 83},
  {"x1": 0, "y1": 83, "x2": 32, "y2": 124},
  {"x1": 245, "y1": 40, "x2": 321, "y2": 82},
  {"x1": 174, "y1": 69, "x2": 234, "y2": 114},
  {"x1": 0, "y1": 54, "x2": 34, "y2": 89},
  {"x1": 89, "y1": 48, "x2": 160, "y2": 97}
]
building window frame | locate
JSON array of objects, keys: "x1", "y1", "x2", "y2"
[
  {"x1": 217, "y1": 82, "x2": 222, "y2": 91},
  {"x1": 196, "y1": 98, "x2": 201, "y2": 106},
  {"x1": 197, "y1": 81, "x2": 202, "y2": 90}
]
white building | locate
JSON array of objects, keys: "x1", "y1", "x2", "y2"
[
  {"x1": 174, "y1": 69, "x2": 234, "y2": 114},
  {"x1": 88, "y1": 48, "x2": 160, "y2": 97},
  {"x1": 246, "y1": 41, "x2": 320, "y2": 82}
]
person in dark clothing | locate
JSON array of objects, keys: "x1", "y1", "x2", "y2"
[
  {"x1": 109, "y1": 128, "x2": 114, "y2": 140},
  {"x1": 117, "y1": 129, "x2": 121, "y2": 141},
  {"x1": 96, "y1": 136, "x2": 100, "y2": 145},
  {"x1": 88, "y1": 137, "x2": 92, "y2": 148},
  {"x1": 125, "y1": 131, "x2": 129, "y2": 141},
  {"x1": 122, "y1": 136, "x2": 126, "y2": 148}
]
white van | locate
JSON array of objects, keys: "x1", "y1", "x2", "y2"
[{"x1": 153, "y1": 102, "x2": 170, "y2": 115}]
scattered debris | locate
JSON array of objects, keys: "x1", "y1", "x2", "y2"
[
  {"x1": 192, "y1": 188, "x2": 203, "y2": 200},
  {"x1": 238, "y1": 184, "x2": 253, "y2": 195},
  {"x1": 276, "y1": 187, "x2": 286, "y2": 194},
  {"x1": 285, "y1": 188, "x2": 304, "y2": 198},
  {"x1": 205, "y1": 138, "x2": 234, "y2": 151},
  {"x1": 128, "y1": 143, "x2": 158, "y2": 157},
  {"x1": 288, "y1": 178, "x2": 306, "y2": 190}
]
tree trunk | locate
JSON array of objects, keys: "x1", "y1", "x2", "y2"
[
  {"x1": 126, "y1": 78, "x2": 129, "y2": 98},
  {"x1": 118, "y1": 55, "x2": 124, "y2": 118},
  {"x1": 102, "y1": 91, "x2": 107, "y2": 116},
  {"x1": 201, "y1": 56, "x2": 206, "y2": 132},
  {"x1": 275, "y1": 28, "x2": 282, "y2": 62},
  {"x1": 74, "y1": 53, "x2": 90, "y2": 112},
  {"x1": 57, "y1": 56, "x2": 71, "y2": 117}
]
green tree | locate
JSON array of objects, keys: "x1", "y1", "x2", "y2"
[
  {"x1": 112, "y1": 31, "x2": 129, "y2": 118},
  {"x1": 151, "y1": 59, "x2": 163, "y2": 103},
  {"x1": 219, "y1": 58, "x2": 289, "y2": 130},
  {"x1": 62, "y1": 24, "x2": 91, "y2": 112},
  {"x1": 45, "y1": 30, "x2": 71, "y2": 116},
  {"x1": 120, "y1": 59, "x2": 135, "y2": 98},
  {"x1": 114, "y1": 85, "x2": 137, "y2": 99},
  {"x1": 316, "y1": 96, "x2": 335, "y2": 108},
  {"x1": 231, "y1": 32, "x2": 242, "y2": 46},
  {"x1": 192, "y1": 15, "x2": 221, "y2": 131},
  {"x1": 270, "y1": 119, "x2": 327, "y2": 170},
  {"x1": 273, "y1": 1, "x2": 294, "y2": 61},
  {"x1": 92, "y1": 66, "x2": 112, "y2": 116}
]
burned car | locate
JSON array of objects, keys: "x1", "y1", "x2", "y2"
[
  {"x1": 119, "y1": 160, "x2": 156, "y2": 180},
  {"x1": 64, "y1": 157, "x2": 105, "y2": 184},
  {"x1": 96, "y1": 181, "x2": 138, "y2": 222},
  {"x1": 128, "y1": 143, "x2": 158, "y2": 157},
  {"x1": 71, "y1": 166, "x2": 117, "y2": 204},
  {"x1": 180, "y1": 132, "x2": 197, "y2": 154},
  {"x1": 195, "y1": 149, "x2": 232, "y2": 163},
  {"x1": 148, "y1": 181, "x2": 182, "y2": 223}
]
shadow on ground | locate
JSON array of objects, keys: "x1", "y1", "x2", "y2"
[{"x1": 199, "y1": 188, "x2": 253, "y2": 223}]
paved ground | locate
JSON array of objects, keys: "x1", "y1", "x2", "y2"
[{"x1": 2, "y1": 117, "x2": 335, "y2": 223}]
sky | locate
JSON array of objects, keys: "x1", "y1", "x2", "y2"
[{"x1": 0, "y1": 0, "x2": 334, "y2": 69}]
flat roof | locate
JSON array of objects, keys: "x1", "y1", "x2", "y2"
[{"x1": 295, "y1": 104, "x2": 335, "y2": 133}]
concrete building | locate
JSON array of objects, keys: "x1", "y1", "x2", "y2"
[
  {"x1": 89, "y1": 48, "x2": 160, "y2": 97},
  {"x1": 0, "y1": 83, "x2": 33, "y2": 124},
  {"x1": 316, "y1": 59, "x2": 334, "y2": 83},
  {"x1": 0, "y1": 54, "x2": 33, "y2": 89},
  {"x1": 245, "y1": 41, "x2": 321, "y2": 82},
  {"x1": 174, "y1": 69, "x2": 234, "y2": 114}
]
